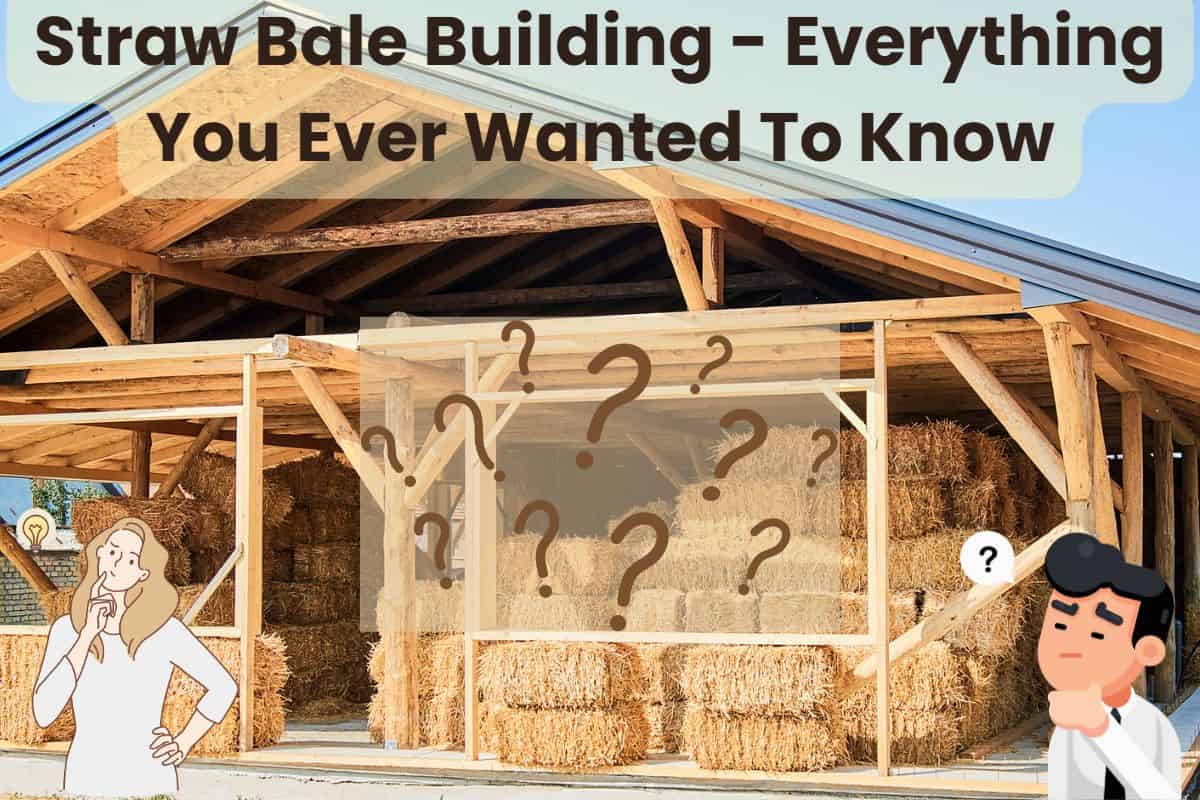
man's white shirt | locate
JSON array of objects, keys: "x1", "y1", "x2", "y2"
[{"x1": 1048, "y1": 692, "x2": 1181, "y2": 800}]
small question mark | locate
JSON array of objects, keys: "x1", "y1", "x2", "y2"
[
  {"x1": 979, "y1": 545, "x2": 998, "y2": 573},
  {"x1": 809, "y1": 429, "x2": 838, "y2": 487},
  {"x1": 415, "y1": 512, "x2": 453, "y2": 589},
  {"x1": 739, "y1": 519, "x2": 791, "y2": 595},
  {"x1": 515, "y1": 500, "x2": 560, "y2": 598},
  {"x1": 690, "y1": 335, "x2": 733, "y2": 394},
  {"x1": 609, "y1": 512, "x2": 671, "y2": 631},
  {"x1": 361, "y1": 425, "x2": 408, "y2": 481},
  {"x1": 577, "y1": 343, "x2": 653, "y2": 470},
  {"x1": 703, "y1": 409, "x2": 769, "y2": 501},
  {"x1": 502, "y1": 321, "x2": 537, "y2": 394},
  {"x1": 435, "y1": 393, "x2": 505, "y2": 482}
]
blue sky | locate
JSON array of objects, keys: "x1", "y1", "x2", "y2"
[{"x1": 0, "y1": 1, "x2": 1196, "y2": 282}]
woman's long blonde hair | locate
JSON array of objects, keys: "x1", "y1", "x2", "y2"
[{"x1": 70, "y1": 517, "x2": 178, "y2": 662}]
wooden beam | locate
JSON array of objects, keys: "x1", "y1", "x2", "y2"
[
  {"x1": 270, "y1": 335, "x2": 457, "y2": 387},
  {"x1": 0, "y1": 524, "x2": 57, "y2": 596},
  {"x1": 649, "y1": 199, "x2": 709, "y2": 311},
  {"x1": 130, "y1": 275, "x2": 154, "y2": 499},
  {"x1": 701, "y1": 227, "x2": 725, "y2": 306},
  {"x1": 1121, "y1": 393, "x2": 1145, "y2": 566},
  {"x1": 161, "y1": 201, "x2": 656, "y2": 261},
  {"x1": 1042, "y1": 323, "x2": 1094, "y2": 529},
  {"x1": 154, "y1": 418, "x2": 225, "y2": 498},
  {"x1": 0, "y1": 219, "x2": 341, "y2": 317},
  {"x1": 0, "y1": 461, "x2": 167, "y2": 482},
  {"x1": 235, "y1": 355, "x2": 263, "y2": 752},
  {"x1": 1153, "y1": 420, "x2": 1177, "y2": 701},
  {"x1": 1080, "y1": 346, "x2": 1119, "y2": 546},
  {"x1": 1182, "y1": 444, "x2": 1200, "y2": 654},
  {"x1": 42, "y1": 251, "x2": 130, "y2": 346},
  {"x1": 868, "y1": 321, "x2": 891, "y2": 776},
  {"x1": 289, "y1": 366, "x2": 386, "y2": 509},
  {"x1": 626, "y1": 433, "x2": 687, "y2": 490}
]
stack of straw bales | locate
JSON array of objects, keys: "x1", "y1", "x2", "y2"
[
  {"x1": 680, "y1": 646, "x2": 845, "y2": 771},
  {"x1": 479, "y1": 642, "x2": 649, "y2": 767},
  {"x1": 632, "y1": 644, "x2": 687, "y2": 753},
  {"x1": 0, "y1": 631, "x2": 288, "y2": 754},
  {"x1": 366, "y1": 633, "x2": 465, "y2": 746}
]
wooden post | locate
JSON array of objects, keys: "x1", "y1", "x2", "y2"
[
  {"x1": 868, "y1": 321, "x2": 890, "y2": 776},
  {"x1": 1153, "y1": 420, "x2": 1176, "y2": 702},
  {"x1": 701, "y1": 227, "x2": 724, "y2": 306},
  {"x1": 381, "y1": 315, "x2": 419, "y2": 748},
  {"x1": 0, "y1": 525, "x2": 56, "y2": 596},
  {"x1": 1121, "y1": 394, "x2": 1145, "y2": 566},
  {"x1": 1079, "y1": 347, "x2": 1118, "y2": 546},
  {"x1": 129, "y1": 274, "x2": 154, "y2": 497},
  {"x1": 1182, "y1": 444, "x2": 1200, "y2": 654},
  {"x1": 304, "y1": 314, "x2": 326, "y2": 336},
  {"x1": 235, "y1": 355, "x2": 263, "y2": 752},
  {"x1": 1042, "y1": 323, "x2": 1094, "y2": 529},
  {"x1": 649, "y1": 199, "x2": 709, "y2": 311},
  {"x1": 154, "y1": 418, "x2": 224, "y2": 497}
]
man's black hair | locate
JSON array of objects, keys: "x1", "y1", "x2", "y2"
[{"x1": 1044, "y1": 532, "x2": 1174, "y2": 644}]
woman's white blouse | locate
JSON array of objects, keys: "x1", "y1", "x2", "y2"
[{"x1": 33, "y1": 615, "x2": 237, "y2": 797}]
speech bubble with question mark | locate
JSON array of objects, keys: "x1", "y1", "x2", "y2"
[
  {"x1": 515, "y1": 500, "x2": 560, "y2": 598},
  {"x1": 739, "y1": 518, "x2": 791, "y2": 595},
  {"x1": 501, "y1": 320, "x2": 537, "y2": 394},
  {"x1": 690, "y1": 335, "x2": 733, "y2": 394},
  {"x1": 577, "y1": 343, "x2": 652, "y2": 470},
  {"x1": 415, "y1": 512, "x2": 454, "y2": 589},
  {"x1": 703, "y1": 409, "x2": 769, "y2": 501},
  {"x1": 435, "y1": 393, "x2": 505, "y2": 482},
  {"x1": 959, "y1": 530, "x2": 1015, "y2": 585},
  {"x1": 609, "y1": 512, "x2": 671, "y2": 631},
  {"x1": 808, "y1": 429, "x2": 838, "y2": 487}
]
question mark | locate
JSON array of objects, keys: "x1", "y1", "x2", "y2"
[
  {"x1": 515, "y1": 500, "x2": 560, "y2": 598},
  {"x1": 361, "y1": 425, "x2": 409, "y2": 482},
  {"x1": 979, "y1": 545, "x2": 998, "y2": 573},
  {"x1": 703, "y1": 409, "x2": 769, "y2": 501},
  {"x1": 434, "y1": 393, "x2": 505, "y2": 482},
  {"x1": 415, "y1": 512, "x2": 453, "y2": 589},
  {"x1": 576, "y1": 343, "x2": 653, "y2": 470},
  {"x1": 502, "y1": 321, "x2": 537, "y2": 394},
  {"x1": 609, "y1": 512, "x2": 671, "y2": 631},
  {"x1": 809, "y1": 429, "x2": 838, "y2": 487},
  {"x1": 690, "y1": 335, "x2": 733, "y2": 394},
  {"x1": 739, "y1": 519, "x2": 791, "y2": 595}
]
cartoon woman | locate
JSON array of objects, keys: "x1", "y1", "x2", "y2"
[{"x1": 32, "y1": 517, "x2": 238, "y2": 797}]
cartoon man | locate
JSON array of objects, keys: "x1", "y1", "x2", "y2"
[{"x1": 1039, "y1": 532, "x2": 1181, "y2": 800}]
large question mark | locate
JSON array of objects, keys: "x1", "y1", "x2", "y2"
[
  {"x1": 576, "y1": 343, "x2": 652, "y2": 470},
  {"x1": 501, "y1": 320, "x2": 537, "y2": 394},
  {"x1": 979, "y1": 545, "x2": 999, "y2": 573},
  {"x1": 435, "y1": 393, "x2": 505, "y2": 482},
  {"x1": 361, "y1": 425, "x2": 407, "y2": 480},
  {"x1": 515, "y1": 500, "x2": 560, "y2": 598},
  {"x1": 809, "y1": 428, "x2": 838, "y2": 487},
  {"x1": 690, "y1": 335, "x2": 733, "y2": 394},
  {"x1": 415, "y1": 512, "x2": 453, "y2": 589},
  {"x1": 739, "y1": 519, "x2": 791, "y2": 595},
  {"x1": 609, "y1": 512, "x2": 671, "y2": 631},
  {"x1": 703, "y1": 409, "x2": 769, "y2": 501}
]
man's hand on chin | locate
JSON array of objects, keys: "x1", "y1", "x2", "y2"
[{"x1": 1049, "y1": 683, "x2": 1110, "y2": 737}]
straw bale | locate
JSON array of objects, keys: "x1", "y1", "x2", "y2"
[
  {"x1": 293, "y1": 543, "x2": 358, "y2": 584},
  {"x1": 837, "y1": 478, "x2": 947, "y2": 540},
  {"x1": 965, "y1": 431, "x2": 1012, "y2": 489},
  {"x1": 958, "y1": 654, "x2": 1027, "y2": 745},
  {"x1": 645, "y1": 701, "x2": 685, "y2": 753},
  {"x1": 497, "y1": 594, "x2": 605, "y2": 632},
  {"x1": 750, "y1": 545, "x2": 842, "y2": 594},
  {"x1": 845, "y1": 708, "x2": 962, "y2": 764},
  {"x1": 0, "y1": 635, "x2": 76, "y2": 744},
  {"x1": 186, "y1": 505, "x2": 233, "y2": 554},
  {"x1": 182, "y1": 452, "x2": 294, "y2": 530},
  {"x1": 161, "y1": 634, "x2": 289, "y2": 756},
  {"x1": 287, "y1": 662, "x2": 373, "y2": 705},
  {"x1": 479, "y1": 642, "x2": 642, "y2": 710},
  {"x1": 676, "y1": 480, "x2": 831, "y2": 539},
  {"x1": 607, "y1": 499, "x2": 675, "y2": 534},
  {"x1": 370, "y1": 690, "x2": 466, "y2": 747},
  {"x1": 1011, "y1": 447, "x2": 1041, "y2": 497},
  {"x1": 841, "y1": 530, "x2": 976, "y2": 593},
  {"x1": 175, "y1": 580, "x2": 235, "y2": 626},
  {"x1": 924, "y1": 588, "x2": 1028, "y2": 656},
  {"x1": 265, "y1": 507, "x2": 306, "y2": 551},
  {"x1": 632, "y1": 644, "x2": 687, "y2": 702},
  {"x1": 947, "y1": 479, "x2": 1017, "y2": 533},
  {"x1": 270, "y1": 621, "x2": 370, "y2": 672},
  {"x1": 299, "y1": 502, "x2": 360, "y2": 544},
  {"x1": 758, "y1": 592, "x2": 842, "y2": 634},
  {"x1": 711, "y1": 425, "x2": 845, "y2": 484},
  {"x1": 269, "y1": 452, "x2": 360, "y2": 502},
  {"x1": 265, "y1": 582, "x2": 358, "y2": 625},
  {"x1": 838, "y1": 591, "x2": 927, "y2": 639},
  {"x1": 39, "y1": 588, "x2": 73, "y2": 622},
  {"x1": 682, "y1": 646, "x2": 838, "y2": 718},
  {"x1": 72, "y1": 497, "x2": 190, "y2": 549},
  {"x1": 622, "y1": 590, "x2": 685, "y2": 632},
  {"x1": 263, "y1": 547, "x2": 295, "y2": 584},
  {"x1": 497, "y1": 534, "x2": 616, "y2": 596},
  {"x1": 489, "y1": 704, "x2": 648, "y2": 767},
  {"x1": 393, "y1": 581, "x2": 463, "y2": 633},
  {"x1": 683, "y1": 591, "x2": 758, "y2": 633},
  {"x1": 639, "y1": 541, "x2": 750, "y2": 593},
  {"x1": 841, "y1": 421, "x2": 969, "y2": 482},
  {"x1": 683, "y1": 708, "x2": 845, "y2": 772},
  {"x1": 368, "y1": 634, "x2": 464, "y2": 697},
  {"x1": 840, "y1": 643, "x2": 968, "y2": 718}
]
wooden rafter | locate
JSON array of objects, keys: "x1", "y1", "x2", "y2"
[
  {"x1": 0, "y1": 525, "x2": 56, "y2": 596},
  {"x1": 154, "y1": 418, "x2": 225, "y2": 497},
  {"x1": 42, "y1": 251, "x2": 130, "y2": 346}
]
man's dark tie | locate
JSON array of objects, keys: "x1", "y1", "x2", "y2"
[{"x1": 1104, "y1": 708, "x2": 1125, "y2": 800}]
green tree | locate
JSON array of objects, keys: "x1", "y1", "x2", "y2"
[{"x1": 29, "y1": 480, "x2": 104, "y2": 527}]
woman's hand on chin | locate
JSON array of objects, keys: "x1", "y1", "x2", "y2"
[
  {"x1": 82, "y1": 581, "x2": 114, "y2": 641},
  {"x1": 150, "y1": 726, "x2": 188, "y2": 767}
]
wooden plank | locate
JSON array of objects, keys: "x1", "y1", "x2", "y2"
[
  {"x1": 0, "y1": 406, "x2": 241, "y2": 427},
  {"x1": 235, "y1": 355, "x2": 263, "y2": 753},
  {"x1": 0, "y1": 525, "x2": 57, "y2": 596},
  {"x1": 42, "y1": 251, "x2": 130, "y2": 346},
  {"x1": 868, "y1": 321, "x2": 890, "y2": 776},
  {"x1": 130, "y1": 275, "x2": 154, "y2": 498},
  {"x1": 162, "y1": 201, "x2": 656, "y2": 261},
  {"x1": 1121, "y1": 393, "x2": 1145, "y2": 566},
  {"x1": 1153, "y1": 420, "x2": 1177, "y2": 702},
  {"x1": 1182, "y1": 444, "x2": 1200, "y2": 652},
  {"x1": 1042, "y1": 323, "x2": 1094, "y2": 528},
  {"x1": 701, "y1": 227, "x2": 725, "y2": 306},
  {"x1": 154, "y1": 418, "x2": 225, "y2": 498}
]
